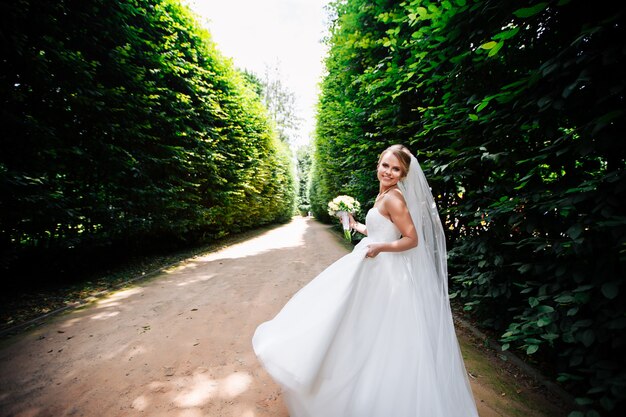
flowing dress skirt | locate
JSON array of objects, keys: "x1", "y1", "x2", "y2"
[{"x1": 253, "y1": 209, "x2": 479, "y2": 417}]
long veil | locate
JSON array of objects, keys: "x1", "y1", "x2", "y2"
[
  {"x1": 398, "y1": 155, "x2": 449, "y2": 298},
  {"x1": 398, "y1": 154, "x2": 477, "y2": 414}
]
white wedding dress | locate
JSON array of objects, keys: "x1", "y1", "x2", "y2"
[{"x1": 253, "y1": 155, "x2": 479, "y2": 417}]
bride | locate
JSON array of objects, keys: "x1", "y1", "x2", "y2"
[{"x1": 253, "y1": 144, "x2": 479, "y2": 417}]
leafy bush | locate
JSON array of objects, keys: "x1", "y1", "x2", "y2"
[
  {"x1": 0, "y1": 0, "x2": 295, "y2": 279},
  {"x1": 313, "y1": 0, "x2": 625, "y2": 415}
]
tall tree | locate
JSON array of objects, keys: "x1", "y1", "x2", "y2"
[
  {"x1": 296, "y1": 144, "x2": 312, "y2": 215},
  {"x1": 262, "y1": 62, "x2": 302, "y2": 144}
]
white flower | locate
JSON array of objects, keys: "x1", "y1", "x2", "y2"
[{"x1": 327, "y1": 195, "x2": 360, "y2": 217}]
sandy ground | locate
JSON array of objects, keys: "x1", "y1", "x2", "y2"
[{"x1": 0, "y1": 216, "x2": 567, "y2": 417}]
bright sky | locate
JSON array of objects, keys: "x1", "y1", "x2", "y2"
[{"x1": 183, "y1": 0, "x2": 333, "y2": 148}]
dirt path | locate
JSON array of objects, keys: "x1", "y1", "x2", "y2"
[{"x1": 0, "y1": 217, "x2": 567, "y2": 417}]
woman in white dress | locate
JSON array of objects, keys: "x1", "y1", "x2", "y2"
[{"x1": 253, "y1": 144, "x2": 479, "y2": 417}]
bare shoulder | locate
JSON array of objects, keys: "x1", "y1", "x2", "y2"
[
  {"x1": 382, "y1": 188, "x2": 408, "y2": 216},
  {"x1": 386, "y1": 188, "x2": 407, "y2": 209}
]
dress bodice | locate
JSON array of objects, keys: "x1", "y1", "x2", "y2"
[{"x1": 365, "y1": 207, "x2": 401, "y2": 242}]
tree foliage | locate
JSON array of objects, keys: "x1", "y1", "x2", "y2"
[
  {"x1": 313, "y1": 0, "x2": 625, "y2": 415},
  {"x1": 242, "y1": 64, "x2": 302, "y2": 144},
  {"x1": 0, "y1": 0, "x2": 295, "y2": 280},
  {"x1": 296, "y1": 144, "x2": 312, "y2": 214},
  {"x1": 261, "y1": 63, "x2": 303, "y2": 144}
]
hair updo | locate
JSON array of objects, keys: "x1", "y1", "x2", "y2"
[{"x1": 377, "y1": 144, "x2": 412, "y2": 179}]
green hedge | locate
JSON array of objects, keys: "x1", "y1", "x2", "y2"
[
  {"x1": 0, "y1": 0, "x2": 295, "y2": 277},
  {"x1": 313, "y1": 1, "x2": 625, "y2": 415}
]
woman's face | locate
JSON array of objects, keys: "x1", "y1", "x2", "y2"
[{"x1": 377, "y1": 152, "x2": 404, "y2": 189}]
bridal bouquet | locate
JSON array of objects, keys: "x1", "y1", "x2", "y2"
[{"x1": 328, "y1": 195, "x2": 360, "y2": 242}]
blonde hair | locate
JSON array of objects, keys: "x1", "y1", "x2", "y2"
[{"x1": 378, "y1": 144, "x2": 412, "y2": 178}]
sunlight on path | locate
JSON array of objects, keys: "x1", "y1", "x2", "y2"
[
  {"x1": 194, "y1": 217, "x2": 308, "y2": 262},
  {"x1": 172, "y1": 371, "x2": 252, "y2": 407},
  {"x1": 0, "y1": 217, "x2": 322, "y2": 417}
]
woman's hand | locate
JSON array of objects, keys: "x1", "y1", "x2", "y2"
[{"x1": 365, "y1": 243, "x2": 383, "y2": 258}]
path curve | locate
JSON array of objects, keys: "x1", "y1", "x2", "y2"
[{"x1": 0, "y1": 217, "x2": 565, "y2": 417}]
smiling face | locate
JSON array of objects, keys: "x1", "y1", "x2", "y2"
[{"x1": 377, "y1": 151, "x2": 406, "y2": 189}]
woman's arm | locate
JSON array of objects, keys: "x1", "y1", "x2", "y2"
[
  {"x1": 366, "y1": 192, "x2": 418, "y2": 258},
  {"x1": 348, "y1": 213, "x2": 367, "y2": 236}
]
